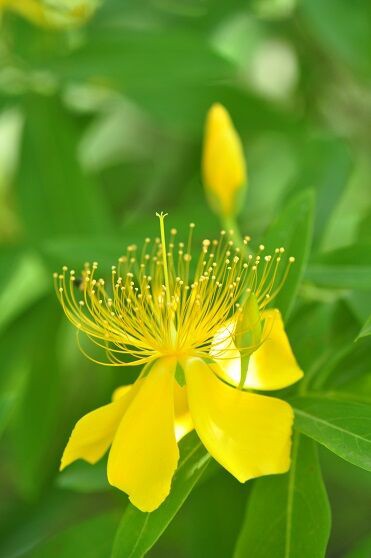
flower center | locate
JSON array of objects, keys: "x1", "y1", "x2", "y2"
[{"x1": 54, "y1": 214, "x2": 294, "y2": 367}]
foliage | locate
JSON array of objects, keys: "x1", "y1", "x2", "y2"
[{"x1": 0, "y1": 0, "x2": 371, "y2": 556}]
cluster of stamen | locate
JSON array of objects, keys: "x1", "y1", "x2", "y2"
[{"x1": 54, "y1": 214, "x2": 294, "y2": 367}]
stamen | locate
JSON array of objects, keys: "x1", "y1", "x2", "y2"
[
  {"x1": 156, "y1": 211, "x2": 171, "y2": 305},
  {"x1": 54, "y1": 216, "x2": 295, "y2": 367}
]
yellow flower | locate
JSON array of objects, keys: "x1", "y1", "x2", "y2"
[
  {"x1": 202, "y1": 103, "x2": 247, "y2": 218},
  {"x1": 55, "y1": 213, "x2": 303, "y2": 512},
  {"x1": 0, "y1": 0, "x2": 98, "y2": 28}
]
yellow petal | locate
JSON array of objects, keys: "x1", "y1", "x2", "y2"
[
  {"x1": 202, "y1": 103, "x2": 247, "y2": 217},
  {"x1": 185, "y1": 358, "x2": 294, "y2": 482},
  {"x1": 209, "y1": 318, "x2": 241, "y2": 385},
  {"x1": 245, "y1": 309, "x2": 304, "y2": 390},
  {"x1": 108, "y1": 358, "x2": 179, "y2": 512},
  {"x1": 112, "y1": 379, "x2": 192, "y2": 441},
  {"x1": 112, "y1": 384, "x2": 132, "y2": 402},
  {"x1": 112, "y1": 377, "x2": 193, "y2": 442},
  {"x1": 60, "y1": 386, "x2": 136, "y2": 470},
  {"x1": 174, "y1": 382, "x2": 193, "y2": 441}
]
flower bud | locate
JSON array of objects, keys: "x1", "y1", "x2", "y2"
[{"x1": 202, "y1": 103, "x2": 247, "y2": 218}]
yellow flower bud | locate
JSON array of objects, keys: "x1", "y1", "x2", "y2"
[
  {"x1": 0, "y1": 0, "x2": 98, "y2": 28},
  {"x1": 202, "y1": 103, "x2": 247, "y2": 218}
]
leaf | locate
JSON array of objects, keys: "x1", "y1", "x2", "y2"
[
  {"x1": 234, "y1": 434, "x2": 331, "y2": 558},
  {"x1": 17, "y1": 94, "x2": 112, "y2": 244},
  {"x1": 111, "y1": 432, "x2": 210, "y2": 558},
  {"x1": 24, "y1": 511, "x2": 120, "y2": 558},
  {"x1": 0, "y1": 249, "x2": 48, "y2": 335},
  {"x1": 41, "y1": 236, "x2": 131, "y2": 274},
  {"x1": 306, "y1": 244, "x2": 371, "y2": 290},
  {"x1": 50, "y1": 30, "x2": 232, "y2": 92},
  {"x1": 0, "y1": 487, "x2": 114, "y2": 558},
  {"x1": 57, "y1": 459, "x2": 109, "y2": 493},
  {"x1": 8, "y1": 298, "x2": 65, "y2": 497},
  {"x1": 298, "y1": 135, "x2": 352, "y2": 249},
  {"x1": 357, "y1": 314, "x2": 371, "y2": 340},
  {"x1": 0, "y1": 392, "x2": 16, "y2": 439},
  {"x1": 262, "y1": 190, "x2": 314, "y2": 319},
  {"x1": 345, "y1": 533, "x2": 371, "y2": 558},
  {"x1": 301, "y1": 0, "x2": 371, "y2": 81},
  {"x1": 292, "y1": 394, "x2": 371, "y2": 471},
  {"x1": 286, "y1": 301, "x2": 334, "y2": 370}
]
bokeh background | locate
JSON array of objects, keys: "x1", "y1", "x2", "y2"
[{"x1": 0, "y1": 0, "x2": 371, "y2": 556}]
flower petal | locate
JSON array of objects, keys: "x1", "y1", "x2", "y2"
[
  {"x1": 108, "y1": 358, "x2": 179, "y2": 512},
  {"x1": 112, "y1": 379, "x2": 193, "y2": 441},
  {"x1": 185, "y1": 358, "x2": 293, "y2": 482},
  {"x1": 112, "y1": 384, "x2": 133, "y2": 402},
  {"x1": 60, "y1": 386, "x2": 136, "y2": 470},
  {"x1": 209, "y1": 318, "x2": 241, "y2": 385},
  {"x1": 245, "y1": 309, "x2": 304, "y2": 390},
  {"x1": 174, "y1": 382, "x2": 193, "y2": 441}
]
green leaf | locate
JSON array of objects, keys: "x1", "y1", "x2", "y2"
[
  {"x1": 0, "y1": 392, "x2": 16, "y2": 439},
  {"x1": 0, "y1": 486, "x2": 115, "y2": 558},
  {"x1": 111, "y1": 433, "x2": 210, "y2": 558},
  {"x1": 292, "y1": 394, "x2": 371, "y2": 471},
  {"x1": 50, "y1": 30, "x2": 232, "y2": 93},
  {"x1": 298, "y1": 136, "x2": 352, "y2": 249},
  {"x1": 306, "y1": 244, "x2": 371, "y2": 290},
  {"x1": 57, "y1": 459, "x2": 109, "y2": 493},
  {"x1": 8, "y1": 298, "x2": 65, "y2": 497},
  {"x1": 357, "y1": 314, "x2": 371, "y2": 340},
  {"x1": 262, "y1": 190, "x2": 314, "y2": 319},
  {"x1": 41, "y1": 236, "x2": 131, "y2": 274},
  {"x1": 0, "y1": 249, "x2": 48, "y2": 335},
  {"x1": 234, "y1": 434, "x2": 331, "y2": 558},
  {"x1": 345, "y1": 533, "x2": 371, "y2": 558},
  {"x1": 301, "y1": 0, "x2": 371, "y2": 81},
  {"x1": 17, "y1": 94, "x2": 112, "y2": 244},
  {"x1": 24, "y1": 511, "x2": 120, "y2": 558}
]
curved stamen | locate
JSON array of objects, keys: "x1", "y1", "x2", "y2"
[{"x1": 54, "y1": 216, "x2": 294, "y2": 366}]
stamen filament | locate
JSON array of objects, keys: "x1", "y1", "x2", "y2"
[
  {"x1": 54, "y1": 216, "x2": 294, "y2": 367},
  {"x1": 156, "y1": 212, "x2": 171, "y2": 305}
]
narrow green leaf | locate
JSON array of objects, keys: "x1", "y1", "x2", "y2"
[
  {"x1": 8, "y1": 299, "x2": 65, "y2": 497},
  {"x1": 0, "y1": 250, "x2": 48, "y2": 335},
  {"x1": 234, "y1": 435, "x2": 331, "y2": 558},
  {"x1": 0, "y1": 487, "x2": 114, "y2": 558},
  {"x1": 292, "y1": 394, "x2": 371, "y2": 471},
  {"x1": 111, "y1": 433, "x2": 210, "y2": 558},
  {"x1": 17, "y1": 94, "x2": 112, "y2": 244},
  {"x1": 24, "y1": 511, "x2": 120, "y2": 558},
  {"x1": 50, "y1": 30, "x2": 232, "y2": 92},
  {"x1": 305, "y1": 244, "x2": 371, "y2": 290},
  {"x1": 41, "y1": 236, "x2": 132, "y2": 274},
  {"x1": 357, "y1": 314, "x2": 371, "y2": 340},
  {"x1": 57, "y1": 459, "x2": 109, "y2": 493},
  {"x1": 301, "y1": 0, "x2": 371, "y2": 80},
  {"x1": 301, "y1": 136, "x2": 352, "y2": 249},
  {"x1": 345, "y1": 533, "x2": 371, "y2": 558},
  {"x1": 262, "y1": 190, "x2": 314, "y2": 319},
  {"x1": 0, "y1": 392, "x2": 16, "y2": 438}
]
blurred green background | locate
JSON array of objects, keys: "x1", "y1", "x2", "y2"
[{"x1": 0, "y1": 0, "x2": 371, "y2": 556}]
